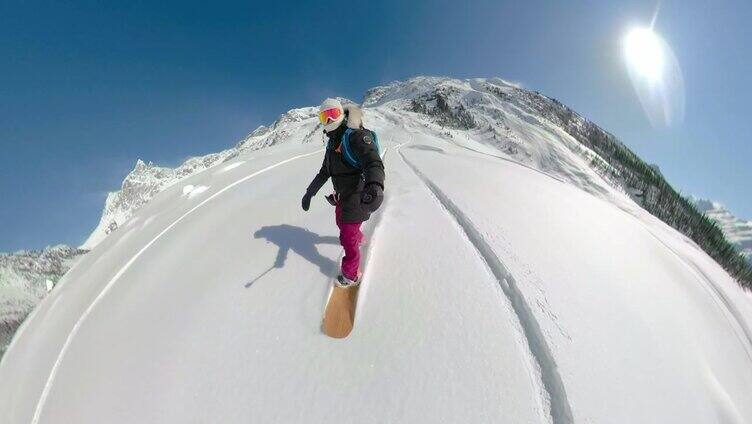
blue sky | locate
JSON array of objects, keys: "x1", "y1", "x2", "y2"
[{"x1": 1, "y1": 0, "x2": 750, "y2": 251}]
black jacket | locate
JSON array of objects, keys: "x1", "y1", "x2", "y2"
[{"x1": 305, "y1": 123, "x2": 385, "y2": 222}]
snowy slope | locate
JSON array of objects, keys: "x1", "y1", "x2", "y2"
[
  {"x1": 82, "y1": 106, "x2": 321, "y2": 250},
  {"x1": 692, "y1": 197, "x2": 752, "y2": 263},
  {"x1": 0, "y1": 107, "x2": 323, "y2": 357},
  {"x1": 4, "y1": 155, "x2": 223, "y2": 352},
  {"x1": 2, "y1": 77, "x2": 752, "y2": 423},
  {"x1": 0, "y1": 246, "x2": 86, "y2": 355}
]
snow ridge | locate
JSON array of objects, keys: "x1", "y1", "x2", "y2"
[
  {"x1": 399, "y1": 147, "x2": 574, "y2": 424},
  {"x1": 648, "y1": 229, "x2": 752, "y2": 362},
  {"x1": 83, "y1": 107, "x2": 322, "y2": 251},
  {"x1": 81, "y1": 154, "x2": 235, "y2": 249}
]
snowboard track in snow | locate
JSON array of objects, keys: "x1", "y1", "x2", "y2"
[
  {"x1": 29, "y1": 149, "x2": 324, "y2": 424},
  {"x1": 399, "y1": 147, "x2": 574, "y2": 424},
  {"x1": 637, "y1": 223, "x2": 752, "y2": 363},
  {"x1": 437, "y1": 132, "x2": 752, "y2": 362},
  {"x1": 439, "y1": 129, "x2": 752, "y2": 361}
]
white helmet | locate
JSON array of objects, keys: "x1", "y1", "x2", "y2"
[{"x1": 319, "y1": 98, "x2": 345, "y2": 132}]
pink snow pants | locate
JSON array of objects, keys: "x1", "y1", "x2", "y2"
[{"x1": 335, "y1": 204, "x2": 364, "y2": 280}]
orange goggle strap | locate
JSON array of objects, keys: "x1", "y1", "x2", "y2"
[{"x1": 319, "y1": 108, "x2": 342, "y2": 124}]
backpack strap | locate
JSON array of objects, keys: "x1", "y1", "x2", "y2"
[
  {"x1": 341, "y1": 128, "x2": 381, "y2": 169},
  {"x1": 370, "y1": 130, "x2": 381, "y2": 155},
  {"x1": 340, "y1": 128, "x2": 360, "y2": 168}
]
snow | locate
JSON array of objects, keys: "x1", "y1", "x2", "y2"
[
  {"x1": 182, "y1": 184, "x2": 209, "y2": 198},
  {"x1": 181, "y1": 184, "x2": 195, "y2": 196},
  {"x1": 400, "y1": 140, "x2": 752, "y2": 423},
  {"x1": 0, "y1": 246, "x2": 86, "y2": 355},
  {"x1": 2, "y1": 77, "x2": 752, "y2": 423},
  {"x1": 81, "y1": 107, "x2": 321, "y2": 251},
  {"x1": 217, "y1": 161, "x2": 245, "y2": 174},
  {"x1": 692, "y1": 197, "x2": 752, "y2": 263}
]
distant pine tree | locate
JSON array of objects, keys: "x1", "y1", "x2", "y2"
[
  {"x1": 414, "y1": 82, "x2": 752, "y2": 288},
  {"x1": 487, "y1": 86, "x2": 752, "y2": 289}
]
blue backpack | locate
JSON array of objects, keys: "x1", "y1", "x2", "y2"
[{"x1": 336, "y1": 128, "x2": 381, "y2": 169}]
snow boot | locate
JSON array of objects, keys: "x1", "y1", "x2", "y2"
[{"x1": 336, "y1": 273, "x2": 360, "y2": 287}]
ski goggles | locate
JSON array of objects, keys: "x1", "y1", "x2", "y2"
[{"x1": 318, "y1": 108, "x2": 342, "y2": 125}]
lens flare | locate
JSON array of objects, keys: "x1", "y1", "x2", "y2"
[
  {"x1": 625, "y1": 28, "x2": 664, "y2": 82},
  {"x1": 623, "y1": 26, "x2": 685, "y2": 128}
]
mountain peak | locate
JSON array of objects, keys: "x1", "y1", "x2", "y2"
[{"x1": 690, "y1": 196, "x2": 752, "y2": 262}]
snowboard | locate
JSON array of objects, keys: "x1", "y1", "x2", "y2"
[{"x1": 322, "y1": 281, "x2": 360, "y2": 338}]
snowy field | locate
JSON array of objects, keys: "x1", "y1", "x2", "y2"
[{"x1": 2, "y1": 78, "x2": 752, "y2": 423}]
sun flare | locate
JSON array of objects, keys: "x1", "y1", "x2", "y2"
[{"x1": 624, "y1": 27, "x2": 665, "y2": 82}]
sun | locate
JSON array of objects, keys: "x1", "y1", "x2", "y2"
[{"x1": 624, "y1": 27, "x2": 665, "y2": 82}]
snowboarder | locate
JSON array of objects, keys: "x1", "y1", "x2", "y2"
[{"x1": 301, "y1": 98, "x2": 385, "y2": 287}]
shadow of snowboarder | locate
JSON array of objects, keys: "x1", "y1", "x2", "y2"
[{"x1": 246, "y1": 224, "x2": 339, "y2": 288}]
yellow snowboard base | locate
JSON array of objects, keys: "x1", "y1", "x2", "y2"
[{"x1": 322, "y1": 284, "x2": 360, "y2": 338}]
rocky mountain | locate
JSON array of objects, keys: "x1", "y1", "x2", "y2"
[
  {"x1": 692, "y1": 197, "x2": 752, "y2": 263},
  {"x1": 81, "y1": 106, "x2": 321, "y2": 250},
  {"x1": 365, "y1": 77, "x2": 751, "y2": 285},
  {"x1": 0, "y1": 246, "x2": 87, "y2": 354}
]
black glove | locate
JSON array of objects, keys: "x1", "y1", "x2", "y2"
[
  {"x1": 360, "y1": 183, "x2": 384, "y2": 212},
  {"x1": 301, "y1": 192, "x2": 312, "y2": 211},
  {"x1": 325, "y1": 194, "x2": 337, "y2": 206}
]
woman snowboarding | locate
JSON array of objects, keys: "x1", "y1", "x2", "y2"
[{"x1": 301, "y1": 98, "x2": 385, "y2": 287}]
